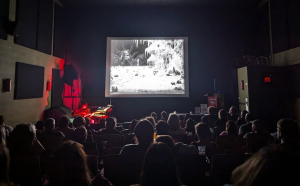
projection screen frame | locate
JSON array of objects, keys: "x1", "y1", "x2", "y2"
[{"x1": 105, "y1": 37, "x2": 189, "y2": 98}]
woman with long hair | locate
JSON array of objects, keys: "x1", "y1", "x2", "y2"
[
  {"x1": 140, "y1": 142, "x2": 182, "y2": 186},
  {"x1": 220, "y1": 120, "x2": 238, "y2": 136},
  {"x1": 47, "y1": 141, "x2": 91, "y2": 186},
  {"x1": 168, "y1": 114, "x2": 185, "y2": 135}
]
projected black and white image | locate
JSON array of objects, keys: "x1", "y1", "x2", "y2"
[{"x1": 109, "y1": 39, "x2": 185, "y2": 95}]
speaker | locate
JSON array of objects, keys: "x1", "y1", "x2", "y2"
[
  {"x1": 62, "y1": 64, "x2": 78, "y2": 86},
  {"x1": 44, "y1": 106, "x2": 74, "y2": 126}
]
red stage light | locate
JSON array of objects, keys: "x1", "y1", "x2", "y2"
[
  {"x1": 90, "y1": 119, "x2": 95, "y2": 124},
  {"x1": 264, "y1": 77, "x2": 271, "y2": 83}
]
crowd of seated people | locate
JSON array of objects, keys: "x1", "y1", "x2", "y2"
[{"x1": 0, "y1": 106, "x2": 300, "y2": 186}]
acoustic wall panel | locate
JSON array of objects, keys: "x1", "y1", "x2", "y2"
[{"x1": 0, "y1": 0, "x2": 9, "y2": 40}]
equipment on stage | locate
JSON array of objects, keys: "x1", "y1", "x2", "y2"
[{"x1": 73, "y1": 103, "x2": 112, "y2": 124}]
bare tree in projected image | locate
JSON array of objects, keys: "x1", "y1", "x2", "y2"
[{"x1": 110, "y1": 39, "x2": 185, "y2": 95}]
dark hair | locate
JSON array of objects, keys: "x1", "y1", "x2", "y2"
[
  {"x1": 44, "y1": 118, "x2": 55, "y2": 131},
  {"x1": 146, "y1": 117, "x2": 156, "y2": 127},
  {"x1": 245, "y1": 113, "x2": 255, "y2": 123},
  {"x1": 218, "y1": 109, "x2": 228, "y2": 120},
  {"x1": 35, "y1": 121, "x2": 44, "y2": 130},
  {"x1": 184, "y1": 113, "x2": 191, "y2": 121},
  {"x1": 230, "y1": 106, "x2": 238, "y2": 115},
  {"x1": 84, "y1": 117, "x2": 90, "y2": 128},
  {"x1": 73, "y1": 116, "x2": 86, "y2": 128},
  {"x1": 59, "y1": 115, "x2": 70, "y2": 128},
  {"x1": 178, "y1": 115, "x2": 184, "y2": 121},
  {"x1": 73, "y1": 127, "x2": 88, "y2": 144},
  {"x1": 226, "y1": 120, "x2": 238, "y2": 135},
  {"x1": 155, "y1": 135, "x2": 175, "y2": 153},
  {"x1": 185, "y1": 118, "x2": 195, "y2": 133},
  {"x1": 195, "y1": 122, "x2": 211, "y2": 140},
  {"x1": 161, "y1": 111, "x2": 168, "y2": 121},
  {"x1": 48, "y1": 141, "x2": 91, "y2": 186},
  {"x1": 0, "y1": 115, "x2": 4, "y2": 125},
  {"x1": 241, "y1": 110, "x2": 248, "y2": 118},
  {"x1": 208, "y1": 106, "x2": 216, "y2": 115},
  {"x1": 201, "y1": 115, "x2": 210, "y2": 125},
  {"x1": 99, "y1": 118, "x2": 106, "y2": 129},
  {"x1": 140, "y1": 142, "x2": 181, "y2": 186},
  {"x1": 151, "y1": 112, "x2": 157, "y2": 120},
  {"x1": 134, "y1": 119, "x2": 154, "y2": 147},
  {"x1": 0, "y1": 145, "x2": 10, "y2": 184},
  {"x1": 156, "y1": 120, "x2": 169, "y2": 135},
  {"x1": 10, "y1": 123, "x2": 36, "y2": 149},
  {"x1": 168, "y1": 114, "x2": 180, "y2": 131},
  {"x1": 277, "y1": 118, "x2": 299, "y2": 143},
  {"x1": 232, "y1": 146, "x2": 300, "y2": 186},
  {"x1": 252, "y1": 120, "x2": 264, "y2": 133},
  {"x1": 129, "y1": 119, "x2": 138, "y2": 133},
  {"x1": 106, "y1": 117, "x2": 116, "y2": 129}
]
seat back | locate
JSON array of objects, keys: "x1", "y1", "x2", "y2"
[
  {"x1": 97, "y1": 134, "x2": 125, "y2": 148},
  {"x1": 84, "y1": 141, "x2": 98, "y2": 151},
  {"x1": 186, "y1": 135, "x2": 198, "y2": 145},
  {"x1": 87, "y1": 155, "x2": 98, "y2": 177},
  {"x1": 86, "y1": 135, "x2": 94, "y2": 142},
  {"x1": 124, "y1": 134, "x2": 136, "y2": 144},
  {"x1": 104, "y1": 147, "x2": 123, "y2": 156},
  {"x1": 103, "y1": 155, "x2": 145, "y2": 186},
  {"x1": 39, "y1": 137, "x2": 62, "y2": 155},
  {"x1": 216, "y1": 135, "x2": 243, "y2": 151},
  {"x1": 9, "y1": 156, "x2": 42, "y2": 186},
  {"x1": 211, "y1": 154, "x2": 251, "y2": 185},
  {"x1": 246, "y1": 133, "x2": 275, "y2": 153},
  {"x1": 176, "y1": 155, "x2": 207, "y2": 186},
  {"x1": 169, "y1": 134, "x2": 187, "y2": 143}
]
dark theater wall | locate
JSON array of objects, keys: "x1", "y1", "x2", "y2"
[{"x1": 64, "y1": 4, "x2": 249, "y2": 122}]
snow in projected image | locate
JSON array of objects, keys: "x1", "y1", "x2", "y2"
[{"x1": 110, "y1": 39, "x2": 185, "y2": 94}]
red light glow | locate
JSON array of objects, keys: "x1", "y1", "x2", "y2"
[{"x1": 264, "y1": 77, "x2": 271, "y2": 83}]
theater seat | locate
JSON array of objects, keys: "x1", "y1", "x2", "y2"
[
  {"x1": 87, "y1": 155, "x2": 98, "y2": 177},
  {"x1": 97, "y1": 134, "x2": 125, "y2": 148},
  {"x1": 169, "y1": 134, "x2": 187, "y2": 143},
  {"x1": 216, "y1": 135, "x2": 243, "y2": 151}
]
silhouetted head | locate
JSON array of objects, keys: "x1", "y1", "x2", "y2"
[
  {"x1": 73, "y1": 127, "x2": 88, "y2": 144},
  {"x1": 73, "y1": 116, "x2": 86, "y2": 128},
  {"x1": 232, "y1": 146, "x2": 300, "y2": 186},
  {"x1": 106, "y1": 117, "x2": 116, "y2": 130},
  {"x1": 49, "y1": 141, "x2": 91, "y2": 186},
  {"x1": 85, "y1": 117, "x2": 90, "y2": 128},
  {"x1": 277, "y1": 118, "x2": 299, "y2": 143},
  {"x1": 35, "y1": 120, "x2": 44, "y2": 131},
  {"x1": 168, "y1": 114, "x2": 180, "y2": 131},
  {"x1": 185, "y1": 118, "x2": 195, "y2": 132},
  {"x1": 226, "y1": 120, "x2": 238, "y2": 135},
  {"x1": 155, "y1": 135, "x2": 175, "y2": 153},
  {"x1": 195, "y1": 122, "x2": 212, "y2": 141},
  {"x1": 184, "y1": 113, "x2": 191, "y2": 121},
  {"x1": 229, "y1": 106, "x2": 238, "y2": 116},
  {"x1": 134, "y1": 119, "x2": 154, "y2": 147},
  {"x1": 178, "y1": 115, "x2": 184, "y2": 121},
  {"x1": 129, "y1": 119, "x2": 138, "y2": 133},
  {"x1": 218, "y1": 109, "x2": 228, "y2": 120},
  {"x1": 99, "y1": 118, "x2": 106, "y2": 128},
  {"x1": 44, "y1": 118, "x2": 55, "y2": 131},
  {"x1": 252, "y1": 120, "x2": 264, "y2": 133},
  {"x1": 241, "y1": 110, "x2": 248, "y2": 118},
  {"x1": 201, "y1": 115, "x2": 210, "y2": 125},
  {"x1": 151, "y1": 112, "x2": 157, "y2": 120},
  {"x1": 161, "y1": 111, "x2": 168, "y2": 121},
  {"x1": 140, "y1": 142, "x2": 181, "y2": 186},
  {"x1": 156, "y1": 120, "x2": 169, "y2": 135},
  {"x1": 59, "y1": 115, "x2": 70, "y2": 128},
  {"x1": 10, "y1": 123, "x2": 36, "y2": 149},
  {"x1": 245, "y1": 113, "x2": 255, "y2": 123},
  {"x1": 146, "y1": 117, "x2": 156, "y2": 127},
  {"x1": 208, "y1": 106, "x2": 216, "y2": 115}
]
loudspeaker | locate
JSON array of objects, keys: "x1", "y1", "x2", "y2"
[
  {"x1": 62, "y1": 64, "x2": 78, "y2": 86},
  {"x1": 2, "y1": 79, "x2": 11, "y2": 92},
  {"x1": 44, "y1": 106, "x2": 74, "y2": 126}
]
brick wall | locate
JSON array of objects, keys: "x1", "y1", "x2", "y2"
[{"x1": 0, "y1": 0, "x2": 64, "y2": 127}]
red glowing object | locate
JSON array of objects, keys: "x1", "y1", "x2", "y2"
[
  {"x1": 46, "y1": 81, "x2": 51, "y2": 91},
  {"x1": 264, "y1": 77, "x2": 271, "y2": 83}
]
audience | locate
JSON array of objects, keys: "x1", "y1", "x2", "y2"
[
  {"x1": 179, "y1": 115, "x2": 185, "y2": 128},
  {"x1": 201, "y1": 115, "x2": 210, "y2": 126},
  {"x1": 220, "y1": 120, "x2": 238, "y2": 136},
  {"x1": 146, "y1": 116, "x2": 156, "y2": 128},
  {"x1": 35, "y1": 120, "x2": 45, "y2": 137},
  {"x1": 228, "y1": 106, "x2": 239, "y2": 122},
  {"x1": 232, "y1": 146, "x2": 300, "y2": 186},
  {"x1": 98, "y1": 118, "x2": 106, "y2": 129},
  {"x1": 151, "y1": 112, "x2": 157, "y2": 122},
  {"x1": 140, "y1": 142, "x2": 182, "y2": 186},
  {"x1": 191, "y1": 122, "x2": 215, "y2": 149},
  {"x1": 156, "y1": 120, "x2": 169, "y2": 135},
  {"x1": 55, "y1": 116, "x2": 75, "y2": 140},
  {"x1": 239, "y1": 113, "x2": 255, "y2": 137},
  {"x1": 277, "y1": 118, "x2": 299, "y2": 148},
  {"x1": 73, "y1": 126, "x2": 88, "y2": 144},
  {"x1": 160, "y1": 111, "x2": 169, "y2": 121},
  {"x1": 168, "y1": 114, "x2": 186, "y2": 135},
  {"x1": 214, "y1": 109, "x2": 228, "y2": 136},
  {"x1": 207, "y1": 106, "x2": 218, "y2": 128},
  {"x1": 129, "y1": 119, "x2": 138, "y2": 134},
  {"x1": 73, "y1": 116, "x2": 86, "y2": 128},
  {"x1": 120, "y1": 119, "x2": 154, "y2": 156},
  {"x1": 236, "y1": 110, "x2": 248, "y2": 128},
  {"x1": 98, "y1": 117, "x2": 122, "y2": 135},
  {"x1": 47, "y1": 141, "x2": 91, "y2": 186},
  {"x1": 184, "y1": 118, "x2": 196, "y2": 135},
  {"x1": 40, "y1": 118, "x2": 65, "y2": 139}
]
